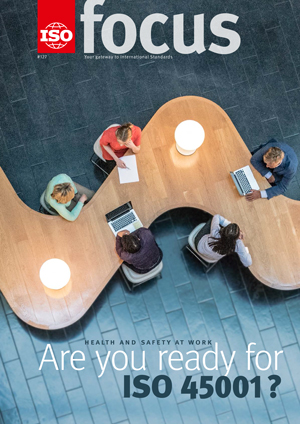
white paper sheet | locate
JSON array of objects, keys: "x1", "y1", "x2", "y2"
[{"x1": 117, "y1": 155, "x2": 139, "y2": 184}]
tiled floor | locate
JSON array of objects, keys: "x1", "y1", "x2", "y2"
[{"x1": 1, "y1": 0, "x2": 300, "y2": 423}]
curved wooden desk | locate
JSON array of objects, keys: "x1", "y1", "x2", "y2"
[{"x1": 0, "y1": 97, "x2": 299, "y2": 330}]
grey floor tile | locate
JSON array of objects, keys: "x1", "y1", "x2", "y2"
[
  {"x1": 200, "y1": 299, "x2": 232, "y2": 360},
  {"x1": 178, "y1": 400, "x2": 201, "y2": 424},
  {"x1": 5, "y1": 360, "x2": 38, "y2": 424},
  {"x1": 217, "y1": 411, "x2": 237, "y2": 424},
  {"x1": 207, "y1": 267, "x2": 236, "y2": 319},
  {"x1": 37, "y1": 349, "x2": 72, "y2": 418},
  {"x1": 94, "y1": 290, "x2": 117, "y2": 333},
  {"x1": 267, "y1": 26, "x2": 300, "y2": 92},
  {"x1": 283, "y1": 344, "x2": 300, "y2": 400},
  {"x1": 18, "y1": 6, "x2": 37, "y2": 51},
  {"x1": 260, "y1": 327, "x2": 294, "y2": 395},
  {"x1": 31, "y1": 53, "x2": 64, "y2": 114},
  {"x1": 124, "y1": 288, "x2": 149, "y2": 323},
  {"x1": 0, "y1": 356, "x2": 15, "y2": 412},
  {"x1": 70, "y1": 341, "x2": 104, "y2": 408},
  {"x1": 142, "y1": 284, "x2": 172, "y2": 339},
  {"x1": 1, "y1": 408, "x2": 21, "y2": 424},
  {"x1": 281, "y1": 391, "x2": 300, "y2": 424},
  {"x1": 12, "y1": 99, "x2": 45, "y2": 165},
  {"x1": 0, "y1": 36, "x2": 25, "y2": 102},
  {"x1": 0, "y1": 300, "x2": 18, "y2": 363},
  {"x1": 58, "y1": 415, "x2": 76, "y2": 424},
  {"x1": 67, "y1": 388, "x2": 94, "y2": 424},
  {"x1": 231, "y1": 290, "x2": 264, "y2": 352},
  {"x1": 275, "y1": 2, "x2": 300, "y2": 67},
  {"x1": 7, "y1": 314, "x2": 40, "y2": 379},
  {"x1": 90, "y1": 404, "x2": 112, "y2": 424},
  {"x1": 22, "y1": 73, "x2": 56, "y2": 140},
  {"x1": 2, "y1": 11, "x2": 35, "y2": 76},
  {"x1": 28, "y1": 376, "x2": 57, "y2": 424},
  {"x1": 177, "y1": 283, "x2": 208, "y2": 342},
  {"x1": 93, "y1": 359, "x2": 127, "y2": 423},
  {"x1": 264, "y1": 72, "x2": 298, "y2": 137},
  {"x1": 54, "y1": 63, "x2": 87, "y2": 130},
  {"x1": 48, "y1": 331, "x2": 82, "y2": 392}
]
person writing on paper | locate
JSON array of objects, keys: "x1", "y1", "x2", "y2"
[
  {"x1": 44, "y1": 174, "x2": 94, "y2": 221},
  {"x1": 246, "y1": 140, "x2": 298, "y2": 201},
  {"x1": 100, "y1": 122, "x2": 141, "y2": 169},
  {"x1": 116, "y1": 228, "x2": 163, "y2": 274},
  {"x1": 195, "y1": 215, "x2": 252, "y2": 267}
]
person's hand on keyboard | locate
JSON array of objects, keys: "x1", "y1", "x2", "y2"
[{"x1": 245, "y1": 190, "x2": 261, "y2": 202}]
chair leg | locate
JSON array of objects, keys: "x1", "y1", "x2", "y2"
[
  {"x1": 185, "y1": 245, "x2": 209, "y2": 268},
  {"x1": 205, "y1": 262, "x2": 217, "y2": 273},
  {"x1": 185, "y1": 245, "x2": 218, "y2": 273}
]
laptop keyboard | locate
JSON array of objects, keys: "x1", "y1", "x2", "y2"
[
  {"x1": 235, "y1": 169, "x2": 252, "y2": 194},
  {"x1": 112, "y1": 211, "x2": 137, "y2": 232},
  {"x1": 106, "y1": 202, "x2": 131, "y2": 222}
]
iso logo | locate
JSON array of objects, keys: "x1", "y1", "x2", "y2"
[{"x1": 40, "y1": 22, "x2": 73, "y2": 50}]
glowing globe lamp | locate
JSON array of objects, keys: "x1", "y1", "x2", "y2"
[
  {"x1": 40, "y1": 259, "x2": 71, "y2": 290},
  {"x1": 175, "y1": 120, "x2": 205, "y2": 155}
]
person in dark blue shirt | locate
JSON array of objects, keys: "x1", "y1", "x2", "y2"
[{"x1": 246, "y1": 139, "x2": 298, "y2": 201}]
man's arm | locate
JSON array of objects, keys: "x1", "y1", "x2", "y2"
[{"x1": 265, "y1": 170, "x2": 295, "y2": 199}]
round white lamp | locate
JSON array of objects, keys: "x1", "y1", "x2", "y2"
[
  {"x1": 175, "y1": 120, "x2": 205, "y2": 155},
  {"x1": 40, "y1": 259, "x2": 71, "y2": 290}
]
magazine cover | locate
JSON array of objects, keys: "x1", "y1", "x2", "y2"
[{"x1": 0, "y1": 0, "x2": 300, "y2": 423}]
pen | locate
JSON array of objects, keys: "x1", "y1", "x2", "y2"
[{"x1": 125, "y1": 166, "x2": 130, "y2": 170}]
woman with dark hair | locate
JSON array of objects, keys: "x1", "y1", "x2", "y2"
[
  {"x1": 195, "y1": 215, "x2": 252, "y2": 267},
  {"x1": 100, "y1": 122, "x2": 141, "y2": 169},
  {"x1": 44, "y1": 174, "x2": 94, "y2": 221},
  {"x1": 116, "y1": 228, "x2": 163, "y2": 274}
]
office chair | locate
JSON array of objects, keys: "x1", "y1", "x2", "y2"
[
  {"x1": 39, "y1": 191, "x2": 58, "y2": 215},
  {"x1": 186, "y1": 223, "x2": 219, "y2": 273},
  {"x1": 120, "y1": 261, "x2": 163, "y2": 291},
  {"x1": 90, "y1": 124, "x2": 120, "y2": 178}
]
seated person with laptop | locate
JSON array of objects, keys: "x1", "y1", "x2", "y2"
[
  {"x1": 246, "y1": 140, "x2": 298, "y2": 201},
  {"x1": 116, "y1": 228, "x2": 163, "y2": 274},
  {"x1": 195, "y1": 215, "x2": 252, "y2": 267}
]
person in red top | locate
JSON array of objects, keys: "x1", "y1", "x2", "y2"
[{"x1": 100, "y1": 122, "x2": 141, "y2": 169}]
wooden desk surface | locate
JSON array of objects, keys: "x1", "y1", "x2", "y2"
[{"x1": 0, "y1": 96, "x2": 299, "y2": 330}]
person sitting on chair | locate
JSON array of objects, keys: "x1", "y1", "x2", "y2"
[
  {"x1": 44, "y1": 174, "x2": 94, "y2": 221},
  {"x1": 195, "y1": 215, "x2": 252, "y2": 267},
  {"x1": 116, "y1": 227, "x2": 163, "y2": 274},
  {"x1": 246, "y1": 139, "x2": 298, "y2": 201},
  {"x1": 100, "y1": 122, "x2": 141, "y2": 170}
]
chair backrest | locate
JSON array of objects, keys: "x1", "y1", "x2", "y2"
[
  {"x1": 93, "y1": 124, "x2": 120, "y2": 162},
  {"x1": 40, "y1": 191, "x2": 58, "y2": 215},
  {"x1": 189, "y1": 222, "x2": 218, "y2": 263}
]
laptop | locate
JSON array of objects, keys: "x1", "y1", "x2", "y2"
[
  {"x1": 230, "y1": 165, "x2": 260, "y2": 196},
  {"x1": 105, "y1": 201, "x2": 143, "y2": 236}
]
